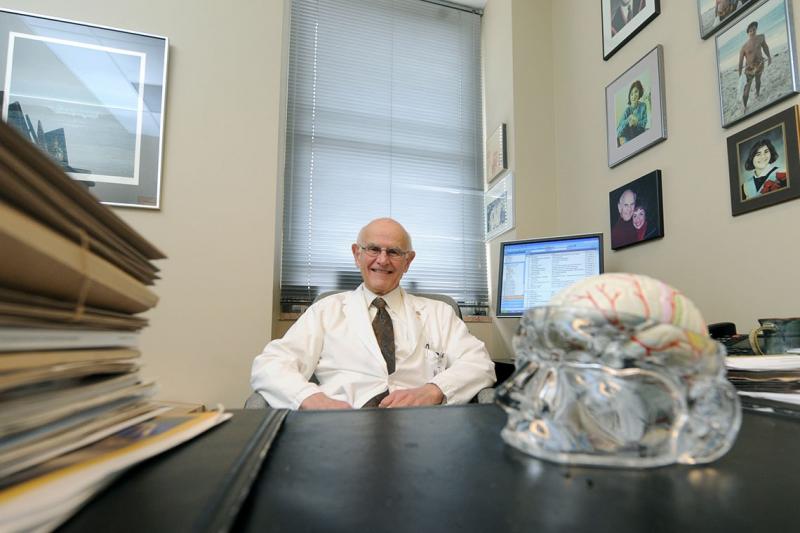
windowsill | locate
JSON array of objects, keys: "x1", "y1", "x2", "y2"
[{"x1": 279, "y1": 313, "x2": 492, "y2": 323}]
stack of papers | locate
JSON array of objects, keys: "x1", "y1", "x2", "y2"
[
  {"x1": 726, "y1": 355, "x2": 800, "y2": 408},
  {"x1": 0, "y1": 121, "x2": 226, "y2": 530}
]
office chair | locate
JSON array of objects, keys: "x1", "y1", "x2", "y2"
[{"x1": 244, "y1": 290, "x2": 497, "y2": 408}]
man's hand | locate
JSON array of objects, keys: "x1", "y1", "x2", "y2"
[
  {"x1": 299, "y1": 392, "x2": 352, "y2": 410},
  {"x1": 379, "y1": 384, "x2": 444, "y2": 408}
]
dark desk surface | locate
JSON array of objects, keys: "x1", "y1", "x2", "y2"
[{"x1": 64, "y1": 405, "x2": 799, "y2": 533}]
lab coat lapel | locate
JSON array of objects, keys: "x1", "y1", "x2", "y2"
[
  {"x1": 402, "y1": 290, "x2": 426, "y2": 354},
  {"x1": 343, "y1": 286, "x2": 383, "y2": 361}
]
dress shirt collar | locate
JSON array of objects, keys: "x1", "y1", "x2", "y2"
[{"x1": 362, "y1": 284, "x2": 404, "y2": 317}]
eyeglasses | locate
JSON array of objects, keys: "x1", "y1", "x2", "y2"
[{"x1": 358, "y1": 244, "x2": 409, "y2": 259}]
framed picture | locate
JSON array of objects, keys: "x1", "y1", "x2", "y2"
[
  {"x1": 697, "y1": 0, "x2": 757, "y2": 39},
  {"x1": 485, "y1": 123, "x2": 507, "y2": 183},
  {"x1": 608, "y1": 170, "x2": 664, "y2": 250},
  {"x1": 485, "y1": 173, "x2": 514, "y2": 241},
  {"x1": 726, "y1": 105, "x2": 800, "y2": 215},
  {"x1": 0, "y1": 9, "x2": 168, "y2": 209},
  {"x1": 715, "y1": 0, "x2": 799, "y2": 128},
  {"x1": 605, "y1": 45, "x2": 667, "y2": 168},
  {"x1": 601, "y1": 0, "x2": 660, "y2": 61}
]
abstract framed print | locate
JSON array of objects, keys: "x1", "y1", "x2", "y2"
[
  {"x1": 486, "y1": 123, "x2": 507, "y2": 184},
  {"x1": 605, "y1": 45, "x2": 667, "y2": 168},
  {"x1": 726, "y1": 105, "x2": 800, "y2": 215},
  {"x1": 697, "y1": 0, "x2": 757, "y2": 40},
  {"x1": 0, "y1": 9, "x2": 168, "y2": 208},
  {"x1": 715, "y1": 0, "x2": 799, "y2": 128},
  {"x1": 608, "y1": 170, "x2": 664, "y2": 250},
  {"x1": 485, "y1": 173, "x2": 514, "y2": 241},
  {"x1": 601, "y1": 0, "x2": 660, "y2": 61}
]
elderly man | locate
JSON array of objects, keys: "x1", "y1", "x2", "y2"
[
  {"x1": 251, "y1": 218, "x2": 496, "y2": 410},
  {"x1": 611, "y1": 189, "x2": 638, "y2": 248}
]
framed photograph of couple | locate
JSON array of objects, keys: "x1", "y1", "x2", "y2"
[
  {"x1": 0, "y1": 9, "x2": 168, "y2": 209},
  {"x1": 697, "y1": 0, "x2": 757, "y2": 40},
  {"x1": 726, "y1": 105, "x2": 800, "y2": 216},
  {"x1": 605, "y1": 45, "x2": 667, "y2": 168},
  {"x1": 601, "y1": 0, "x2": 660, "y2": 60},
  {"x1": 608, "y1": 170, "x2": 664, "y2": 251},
  {"x1": 715, "y1": 0, "x2": 799, "y2": 128}
]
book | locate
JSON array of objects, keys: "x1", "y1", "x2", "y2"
[{"x1": 0, "y1": 410, "x2": 231, "y2": 532}]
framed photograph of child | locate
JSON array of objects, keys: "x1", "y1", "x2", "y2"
[
  {"x1": 601, "y1": 0, "x2": 660, "y2": 61},
  {"x1": 715, "y1": 0, "x2": 799, "y2": 128},
  {"x1": 726, "y1": 105, "x2": 800, "y2": 215},
  {"x1": 608, "y1": 170, "x2": 664, "y2": 251},
  {"x1": 697, "y1": 0, "x2": 757, "y2": 40},
  {"x1": 605, "y1": 45, "x2": 667, "y2": 168}
]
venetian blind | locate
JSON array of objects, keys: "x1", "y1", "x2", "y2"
[{"x1": 281, "y1": 0, "x2": 487, "y2": 312}]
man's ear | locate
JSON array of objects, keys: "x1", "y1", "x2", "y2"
[
  {"x1": 351, "y1": 243, "x2": 360, "y2": 264},
  {"x1": 403, "y1": 251, "x2": 416, "y2": 272}
]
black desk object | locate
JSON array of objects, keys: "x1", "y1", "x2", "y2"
[{"x1": 64, "y1": 405, "x2": 798, "y2": 532}]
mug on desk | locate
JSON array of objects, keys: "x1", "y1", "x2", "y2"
[{"x1": 748, "y1": 318, "x2": 800, "y2": 354}]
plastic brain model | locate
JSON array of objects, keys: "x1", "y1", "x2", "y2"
[{"x1": 496, "y1": 273, "x2": 741, "y2": 468}]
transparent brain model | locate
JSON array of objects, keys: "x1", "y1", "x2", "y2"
[{"x1": 496, "y1": 273, "x2": 741, "y2": 468}]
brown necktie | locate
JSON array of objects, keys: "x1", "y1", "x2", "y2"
[{"x1": 371, "y1": 297, "x2": 396, "y2": 374}]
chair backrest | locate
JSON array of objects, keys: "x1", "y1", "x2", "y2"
[{"x1": 313, "y1": 290, "x2": 462, "y2": 319}]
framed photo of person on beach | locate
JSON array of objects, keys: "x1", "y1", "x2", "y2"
[
  {"x1": 726, "y1": 105, "x2": 800, "y2": 215},
  {"x1": 601, "y1": 0, "x2": 660, "y2": 61},
  {"x1": 608, "y1": 170, "x2": 664, "y2": 251},
  {"x1": 605, "y1": 46, "x2": 667, "y2": 168},
  {"x1": 715, "y1": 0, "x2": 799, "y2": 128},
  {"x1": 697, "y1": 0, "x2": 756, "y2": 40}
]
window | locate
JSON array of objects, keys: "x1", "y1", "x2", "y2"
[{"x1": 281, "y1": 0, "x2": 486, "y2": 314}]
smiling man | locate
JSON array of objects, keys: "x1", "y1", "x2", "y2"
[{"x1": 251, "y1": 218, "x2": 495, "y2": 410}]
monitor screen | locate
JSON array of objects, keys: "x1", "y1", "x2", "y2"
[{"x1": 497, "y1": 233, "x2": 604, "y2": 317}]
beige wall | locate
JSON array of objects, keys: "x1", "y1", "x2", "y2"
[
  {"x1": 550, "y1": 1, "x2": 800, "y2": 330},
  {"x1": 482, "y1": 0, "x2": 800, "y2": 354},
  {"x1": 8, "y1": 0, "x2": 288, "y2": 408}
]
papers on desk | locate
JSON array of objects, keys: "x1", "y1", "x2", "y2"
[
  {"x1": 726, "y1": 355, "x2": 800, "y2": 414},
  {"x1": 0, "y1": 410, "x2": 231, "y2": 532}
]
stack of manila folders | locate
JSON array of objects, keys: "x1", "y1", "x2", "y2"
[{"x1": 0, "y1": 121, "x2": 230, "y2": 531}]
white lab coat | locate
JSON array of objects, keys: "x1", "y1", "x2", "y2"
[{"x1": 251, "y1": 285, "x2": 496, "y2": 409}]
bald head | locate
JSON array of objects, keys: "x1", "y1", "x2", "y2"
[{"x1": 356, "y1": 218, "x2": 413, "y2": 251}]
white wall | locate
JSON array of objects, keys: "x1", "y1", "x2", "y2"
[{"x1": 7, "y1": 0, "x2": 288, "y2": 408}]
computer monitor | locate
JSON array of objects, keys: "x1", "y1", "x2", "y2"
[{"x1": 496, "y1": 233, "x2": 604, "y2": 317}]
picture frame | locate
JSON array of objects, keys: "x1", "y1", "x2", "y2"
[
  {"x1": 605, "y1": 45, "x2": 667, "y2": 168},
  {"x1": 697, "y1": 0, "x2": 757, "y2": 40},
  {"x1": 0, "y1": 9, "x2": 169, "y2": 209},
  {"x1": 601, "y1": 0, "x2": 660, "y2": 61},
  {"x1": 485, "y1": 123, "x2": 507, "y2": 184},
  {"x1": 608, "y1": 170, "x2": 664, "y2": 250},
  {"x1": 485, "y1": 173, "x2": 514, "y2": 241},
  {"x1": 726, "y1": 105, "x2": 800, "y2": 215},
  {"x1": 715, "y1": 0, "x2": 799, "y2": 128}
]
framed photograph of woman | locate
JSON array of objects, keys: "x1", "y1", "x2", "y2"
[
  {"x1": 601, "y1": 0, "x2": 660, "y2": 60},
  {"x1": 608, "y1": 170, "x2": 664, "y2": 250},
  {"x1": 605, "y1": 46, "x2": 667, "y2": 168},
  {"x1": 715, "y1": 0, "x2": 799, "y2": 128},
  {"x1": 697, "y1": 0, "x2": 757, "y2": 39},
  {"x1": 726, "y1": 105, "x2": 800, "y2": 215}
]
